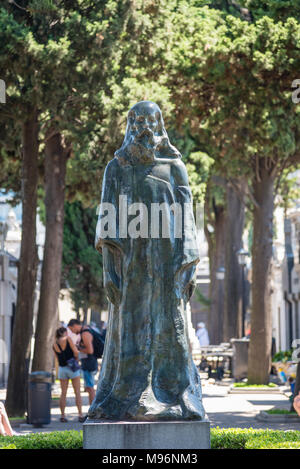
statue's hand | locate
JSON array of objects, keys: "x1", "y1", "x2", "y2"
[
  {"x1": 183, "y1": 280, "x2": 196, "y2": 303},
  {"x1": 175, "y1": 263, "x2": 197, "y2": 302},
  {"x1": 102, "y1": 243, "x2": 122, "y2": 305},
  {"x1": 105, "y1": 280, "x2": 121, "y2": 306}
]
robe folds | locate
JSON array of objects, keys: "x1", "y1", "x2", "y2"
[{"x1": 89, "y1": 155, "x2": 205, "y2": 421}]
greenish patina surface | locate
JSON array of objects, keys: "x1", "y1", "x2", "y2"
[{"x1": 89, "y1": 101, "x2": 205, "y2": 421}]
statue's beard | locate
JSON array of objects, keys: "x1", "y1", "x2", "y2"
[
  {"x1": 126, "y1": 128, "x2": 160, "y2": 164},
  {"x1": 116, "y1": 125, "x2": 181, "y2": 164}
]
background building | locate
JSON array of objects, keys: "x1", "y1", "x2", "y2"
[{"x1": 0, "y1": 193, "x2": 47, "y2": 386}]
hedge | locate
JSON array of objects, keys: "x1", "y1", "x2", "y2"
[
  {"x1": 0, "y1": 430, "x2": 82, "y2": 449},
  {"x1": 266, "y1": 409, "x2": 297, "y2": 415},
  {"x1": 233, "y1": 382, "x2": 277, "y2": 388},
  {"x1": 211, "y1": 428, "x2": 300, "y2": 449},
  {"x1": 1, "y1": 428, "x2": 300, "y2": 449}
]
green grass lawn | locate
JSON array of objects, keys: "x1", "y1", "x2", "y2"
[
  {"x1": 233, "y1": 382, "x2": 278, "y2": 388},
  {"x1": 266, "y1": 409, "x2": 298, "y2": 415}
]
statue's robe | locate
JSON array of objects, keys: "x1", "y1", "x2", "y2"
[{"x1": 89, "y1": 155, "x2": 205, "y2": 420}]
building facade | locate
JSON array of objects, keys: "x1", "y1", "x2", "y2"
[
  {"x1": 271, "y1": 170, "x2": 300, "y2": 354},
  {"x1": 0, "y1": 194, "x2": 46, "y2": 386},
  {"x1": 0, "y1": 202, "x2": 21, "y2": 386}
]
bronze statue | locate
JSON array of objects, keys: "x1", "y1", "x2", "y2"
[{"x1": 89, "y1": 101, "x2": 205, "y2": 421}]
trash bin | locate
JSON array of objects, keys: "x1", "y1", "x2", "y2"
[
  {"x1": 231, "y1": 338, "x2": 250, "y2": 381},
  {"x1": 27, "y1": 371, "x2": 51, "y2": 427}
]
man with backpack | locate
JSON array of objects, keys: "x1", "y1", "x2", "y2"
[{"x1": 67, "y1": 319, "x2": 105, "y2": 405}]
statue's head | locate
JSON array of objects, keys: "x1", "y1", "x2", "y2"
[{"x1": 115, "y1": 101, "x2": 181, "y2": 164}]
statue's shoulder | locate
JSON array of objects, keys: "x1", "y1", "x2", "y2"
[
  {"x1": 103, "y1": 157, "x2": 120, "y2": 178},
  {"x1": 169, "y1": 158, "x2": 189, "y2": 186},
  {"x1": 106, "y1": 157, "x2": 119, "y2": 170}
]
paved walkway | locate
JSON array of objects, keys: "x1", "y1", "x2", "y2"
[
  {"x1": 1, "y1": 378, "x2": 300, "y2": 435},
  {"x1": 202, "y1": 380, "x2": 298, "y2": 431},
  {"x1": 0, "y1": 381, "x2": 90, "y2": 434}
]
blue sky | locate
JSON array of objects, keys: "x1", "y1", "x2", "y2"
[{"x1": 0, "y1": 191, "x2": 22, "y2": 222}]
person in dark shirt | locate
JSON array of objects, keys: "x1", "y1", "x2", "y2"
[
  {"x1": 53, "y1": 327, "x2": 84, "y2": 422},
  {"x1": 68, "y1": 319, "x2": 98, "y2": 406}
]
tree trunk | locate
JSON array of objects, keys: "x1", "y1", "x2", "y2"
[
  {"x1": 32, "y1": 131, "x2": 69, "y2": 373},
  {"x1": 205, "y1": 184, "x2": 226, "y2": 345},
  {"x1": 6, "y1": 111, "x2": 39, "y2": 417},
  {"x1": 83, "y1": 308, "x2": 88, "y2": 325},
  {"x1": 248, "y1": 168, "x2": 275, "y2": 384},
  {"x1": 223, "y1": 180, "x2": 245, "y2": 341}
]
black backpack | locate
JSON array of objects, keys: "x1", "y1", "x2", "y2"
[{"x1": 82, "y1": 327, "x2": 105, "y2": 359}]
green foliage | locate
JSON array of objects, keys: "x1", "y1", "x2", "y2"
[
  {"x1": 62, "y1": 201, "x2": 106, "y2": 313},
  {"x1": 272, "y1": 350, "x2": 293, "y2": 362},
  {"x1": 186, "y1": 151, "x2": 214, "y2": 204},
  {"x1": 277, "y1": 170, "x2": 300, "y2": 214},
  {"x1": 159, "y1": 0, "x2": 300, "y2": 385},
  {"x1": 0, "y1": 430, "x2": 82, "y2": 449},
  {"x1": 240, "y1": 0, "x2": 300, "y2": 22},
  {"x1": 211, "y1": 427, "x2": 253, "y2": 449},
  {"x1": 266, "y1": 409, "x2": 297, "y2": 414},
  {"x1": 2, "y1": 0, "x2": 300, "y2": 203},
  {"x1": 163, "y1": 3, "x2": 300, "y2": 185},
  {"x1": 0, "y1": 0, "x2": 175, "y2": 203},
  {"x1": 245, "y1": 431, "x2": 300, "y2": 449},
  {"x1": 195, "y1": 287, "x2": 211, "y2": 306},
  {"x1": 261, "y1": 441, "x2": 300, "y2": 449},
  {"x1": 1, "y1": 428, "x2": 300, "y2": 449},
  {"x1": 1, "y1": 0, "x2": 300, "y2": 397},
  {"x1": 233, "y1": 381, "x2": 277, "y2": 388},
  {"x1": 211, "y1": 427, "x2": 300, "y2": 449}
]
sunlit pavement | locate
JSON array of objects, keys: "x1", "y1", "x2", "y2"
[
  {"x1": 202, "y1": 379, "x2": 300, "y2": 431},
  {"x1": 0, "y1": 381, "x2": 90, "y2": 434},
  {"x1": 1, "y1": 378, "x2": 300, "y2": 435}
]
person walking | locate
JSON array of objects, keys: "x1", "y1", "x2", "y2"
[
  {"x1": 67, "y1": 322, "x2": 81, "y2": 346},
  {"x1": 67, "y1": 319, "x2": 98, "y2": 405},
  {"x1": 53, "y1": 326, "x2": 85, "y2": 423},
  {"x1": 196, "y1": 322, "x2": 210, "y2": 347}
]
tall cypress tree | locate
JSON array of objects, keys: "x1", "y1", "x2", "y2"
[
  {"x1": 62, "y1": 201, "x2": 106, "y2": 318},
  {"x1": 163, "y1": 1, "x2": 300, "y2": 382},
  {"x1": 0, "y1": 0, "x2": 175, "y2": 415}
]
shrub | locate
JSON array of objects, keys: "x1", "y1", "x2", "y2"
[
  {"x1": 1, "y1": 428, "x2": 300, "y2": 450},
  {"x1": 272, "y1": 350, "x2": 293, "y2": 363},
  {"x1": 211, "y1": 428, "x2": 300, "y2": 449},
  {"x1": 266, "y1": 409, "x2": 297, "y2": 415},
  {"x1": 210, "y1": 427, "x2": 265, "y2": 449},
  {"x1": 245, "y1": 430, "x2": 300, "y2": 449},
  {"x1": 233, "y1": 382, "x2": 277, "y2": 388},
  {"x1": 0, "y1": 430, "x2": 82, "y2": 449},
  {"x1": 264, "y1": 442, "x2": 300, "y2": 449}
]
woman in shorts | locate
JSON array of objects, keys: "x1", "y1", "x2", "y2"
[{"x1": 53, "y1": 327, "x2": 85, "y2": 423}]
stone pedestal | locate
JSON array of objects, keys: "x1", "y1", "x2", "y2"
[{"x1": 83, "y1": 417, "x2": 210, "y2": 450}]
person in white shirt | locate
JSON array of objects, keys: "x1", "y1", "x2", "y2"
[
  {"x1": 67, "y1": 325, "x2": 80, "y2": 346},
  {"x1": 196, "y1": 322, "x2": 210, "y2": 347}
]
